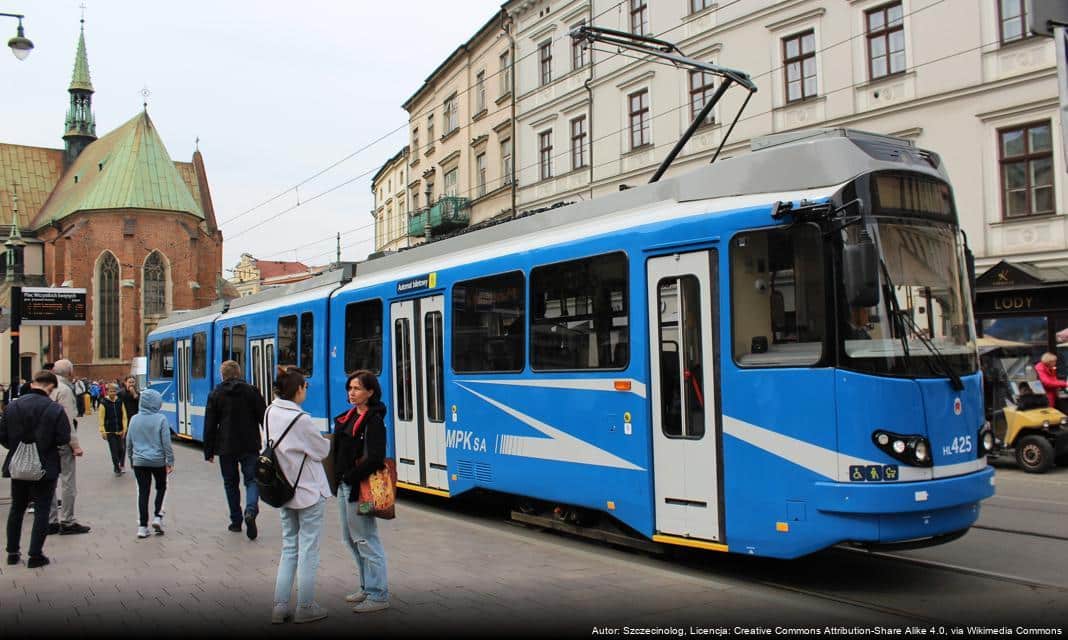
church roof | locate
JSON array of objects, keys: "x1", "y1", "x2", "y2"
[
  {"x1": 0, "y1": 144, "x2": 65, "y2": 229},
  {"x1": 30, "y1": 110, "x2": 203, "y2": 229},
  {"x1": 69, "y1": 23, "x2": 93, "y2": 93}
]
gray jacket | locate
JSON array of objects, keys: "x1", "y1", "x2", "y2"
[{"x1": 126, "y1": 389, "x2": 174, "y2": 468}]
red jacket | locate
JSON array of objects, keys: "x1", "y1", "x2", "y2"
[{"x1": 1035, "y1": 361, "x2": 1067, "y2": 408}]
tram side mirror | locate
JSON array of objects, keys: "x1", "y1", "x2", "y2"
[
  {"x1": 843, "y1": 240, "x2": 880, "y2": 308},
  {"x1": 965, "y1": 245, "x2": 976, "y2": 304}
]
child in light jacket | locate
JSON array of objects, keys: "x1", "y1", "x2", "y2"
[{"x1": 126, "y1": 389, "x2": 174, "y2": 539}]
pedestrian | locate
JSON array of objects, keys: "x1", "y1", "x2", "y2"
[
  {"x1": 47, "y1": 359, "x2": 89, "y2": 535},
  {"x1": 1, "y1": 370, "x2": 71, "y2": 568},
  {"x1": 118, "y1": 375, "x2": 140, "y2": 422},
  {"x1": 1035, "y1": 352, "x2": 1068, "y2": 410},
  {"x1": 73, "y1": 378, "x2": 87, "y2": 417},
  {"x1": 203, "y1": 360, "x2": 267, "y2": 539},
  {"x1": 97, "y1": 383, "x2": 128, "y2": 476},
  {"x1": 89, "y1": 381, "x2": 101, "y2": 411},
  {"x1": 331, "y1": 370, "x2": 391, "y2": 613},
  {"x1": 125, "y1": 389, "x2": 174, "y2": 539},
  {"x1": 267, "y1": 366, "x2": 331, "y2": 624}
]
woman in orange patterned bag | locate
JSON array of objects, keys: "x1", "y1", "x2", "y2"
[{"x1": 330, "y1": 370, "x2": 389, "y2": 613}]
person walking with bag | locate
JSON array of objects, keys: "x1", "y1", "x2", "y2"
[
  {"x1": 266, "y1": 366, "x2": 331, "y2": 624},
  {"x1": 1, "y1": 370, "x2": 70, "y2": 568},
  {"x1": 203, "y1": 360, "x2": 267, "y2": 538},
  {"x1": 97, "y1": 383, "x2": 128, "y2": 476},
  {"x1": 125, "y1": 389, "x2": 174, "y2": 539},
  {"x1": 331, "y1": 370, "x2": 390, "y2": 613},
  {"x1": 48, "y1": 359, "x2": 89, "y2": 536}
]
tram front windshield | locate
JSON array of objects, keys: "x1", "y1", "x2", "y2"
[{"x1": 840, "y1": 199, "x2": 977, "y2": 378}]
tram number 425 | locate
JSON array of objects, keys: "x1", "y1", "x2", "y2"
[{"x1": 942, "y1": 435, "x2": 972, "y2": 457}]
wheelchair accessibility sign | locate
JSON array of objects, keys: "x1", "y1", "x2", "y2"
[{"x1": 850, "y1": 465, "x2": 900, "y2": 482}]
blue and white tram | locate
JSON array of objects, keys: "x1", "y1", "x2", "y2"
[{"x1": 149, "y1": 129, "x2": 995, "y2": 559}]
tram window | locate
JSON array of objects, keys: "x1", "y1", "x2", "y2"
[
  {"x1": 452, "y1": 271, "x2": 525, "y2": 373},
  {"x1": 222, "y1": 327, "x2": 230, "y2": 361},
  {"x1": 251, "y1": 344, "x2": 262, "y2": 395},
  {"x1": 300, "y1": 312, "x2": 314, "y2": 376},
  {"x1": 149, "y1": 340, "x2": 174, "y2": 378},
  {"x1": 277, "y1": 315, "x2": 298, "y2": 367},
  {"x1": 192, "y1": 332, "x2": 207, "y2": 379},
  {"x1": 345, "y1": 300, "x2": 383, "y2": 374},
  {"x1": 732, "y1": 224, "x2": 826, "y2": 366},
  {"x1": 425, "y1": 311, "x2": 445, "y2": 422},
  {"x1": 232, "y1": 324, "x2": 247, "y2": 373},
  {"x1": 657, "y1": 276, "x2": 705, "y2": 439},
  {"x1": 394, "y1": 318, "x2": 414, "y2": 421},
  {"x1": 531, "y1": 252, "x2": 628, "y2": 370}
]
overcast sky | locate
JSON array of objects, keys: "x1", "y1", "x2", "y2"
[{"x1": 0, "y1": 0, "x2": 503, "y2": 272}]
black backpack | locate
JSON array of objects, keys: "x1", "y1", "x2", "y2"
[{"x1": 256, "y1": 408, "x2": 308, "y2": 508}]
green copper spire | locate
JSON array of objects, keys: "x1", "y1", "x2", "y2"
[{"x1": 69, "y1": 20, "x2": 93, "y2": 92}]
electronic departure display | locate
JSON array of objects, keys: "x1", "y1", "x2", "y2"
[{"x1": 20, "y1": 287, "x2": 87, "y2": 326}]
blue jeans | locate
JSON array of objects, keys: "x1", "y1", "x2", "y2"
[
  {"x1": 274, "y1": 497, "x2": 326, "y2": 608},
  {"x1": 337, "y1": 482, "x2": 389, "y2": 602},
  {"x1": 219, "y1": 453, "x2": 259, "y2": 524}
]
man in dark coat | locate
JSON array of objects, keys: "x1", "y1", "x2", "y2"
[
  {"x1": 1, "y1": 370, "x2": 71, "y2": 568},
  {"x1": 203, "y1": 360, "x2": 267, "y2": 539}
]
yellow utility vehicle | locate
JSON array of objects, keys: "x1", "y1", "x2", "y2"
[{"x1": 990, "y1": 380, "x2": 1068, "y2": 473}]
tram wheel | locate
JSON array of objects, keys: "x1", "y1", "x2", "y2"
[{"x1": 1015, "y1": 435, "x2": 1054, "y2": 473}]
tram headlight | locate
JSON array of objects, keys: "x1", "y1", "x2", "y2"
[{"x1": 872, "y1": 430, "x2": 934, "y2": 467}]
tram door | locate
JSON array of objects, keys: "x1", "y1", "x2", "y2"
[
  {"x1": 249, "y1": 337, "x2": 276, "y2": 405},
  {"x1": 647, "y1": 251, "x2": 722, "y2": 542},
  {"x1": 390, "y1": 295, "x2": 448, "y2": 489},
  {"x1": 175, "y1": 338, "x2": 193, "y2": 437}
]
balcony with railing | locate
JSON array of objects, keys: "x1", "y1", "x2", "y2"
[{"x1": 408, "y1": 195, "x2": 471, "y2": 238}]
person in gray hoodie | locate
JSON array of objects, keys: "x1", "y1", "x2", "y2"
[{"x1": 125, "y1": 389, "x2": 174, "y2": 539}]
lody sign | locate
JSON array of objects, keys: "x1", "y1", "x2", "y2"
[{"x1": 20, "y1": 287, "x2": 87, "y2": 326}]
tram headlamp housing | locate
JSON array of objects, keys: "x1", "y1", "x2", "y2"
[{"x1": 872, "y1": 430, "x2": 934, "y2": 467}]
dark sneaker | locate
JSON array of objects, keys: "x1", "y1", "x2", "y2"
[
  {"x1": 228, "y1": 523, "x2": 242, "y2": 533},
  {"x1": 26, "y1": 555, "x2": 50, "y2": 569},
  {"x1": 6, "y1": 553, "x2": 19, "y2": 566},
  {"x1": 244, "y1": 509, "x2": 258, "y2": 540},
  {"x1": 59, "y1": 523, "x2": 91, "y2": 535},
  {"x1": 46, "y1": 523, "x2": 60, "y2": 535}
]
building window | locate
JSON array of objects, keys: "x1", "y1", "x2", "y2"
[
  {"x1": 444, "y1": 168, "x2": 458, "y2": 196},
  {"x1": 1000, "y1": 121, "x2": 1055, "y2": 218},
  {"x1": 783, "y1": 31, "x2": 817, "y2": 103},
  {"x1": 476, "y1": 71, "x2": 486, "y2": 113},
  {"x1": 630, "y1": 0, "x2": 649, "y2": 36},
  {"x1": 629, "y1": 89, "x2": 650, "y2": 150},
  {"x1": 427, "y1": 112, "x2": 435, "y2": 144},
  {"x1": 866, "y1": 3, "x2": 905, "y2": 80},
  {"x1": 444, "y1": 95, "x2": 458, "y2": 134},
  {"x1": 539, "y1": 130, "x2": 553, "y2": 180},
  {"x1": 500, "y1": 50, "x2": 512, "y2": 96},
  {"x1": 999, "y1": 0, "x2": 1027, "y2": 44},
  {"x1": 412, "y1": 127, "x2": 419, "y2": 156},
  {"x1": 98, "y1": 251, "x2": 120, "y2": 359},
  {"x1": 143, "y1": 250, "x2": 167, "y2": 316},
  {"x1": 539, "y1": 40, "x2": 553, "y2": 86},
  {"x1": 571, "y1": 116, "x2": 588, "y2": 170},
  {"x1": 501, "y1": 138, "x2": 513, "y2": 185},
  {"x1": 476, "y1": 152, "x2": 487, "y2": 197},
  {"x1": 572, "y1": 21, "x2": 588, "y2": 69},
  {"x1": 690, "y1": 0, "x2": 713, "y2": 13},
  {"x1": 689, "y1": 70, "x2": 716, "y2": 124}
]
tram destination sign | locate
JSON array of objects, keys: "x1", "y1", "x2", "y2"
[{"x1": 20, "y1": 287, "x2": 87, "y2": 326}]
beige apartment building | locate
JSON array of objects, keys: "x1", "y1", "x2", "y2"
[
  {"x1": 400, "y1": 13, "x2": 517, "y2": 249},
  {"x1": 371, "y1": 146, "x2": 410, "y2": 252}
]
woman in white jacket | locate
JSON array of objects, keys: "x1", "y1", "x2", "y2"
[{"x1": 266, "y1": 366, "x2": 331, "y2": 624}]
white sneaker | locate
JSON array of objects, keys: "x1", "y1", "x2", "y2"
[
  {"x1": 136, "y1": 526, "x2": 149, "y2": 539},
  {"x1": 293, "y1": 603, "x2": 328, "y2": 624},
  {"x1": 151, "y1": 515, "x2": 164, "y2": 535},
  {"x1": 352, "y1": 599, "x2": 389, "y2": 613},
  {"x1": 271, "y1": 603, "x2": 290, "y2": 624},
  {"x1": 344, "y1": 590, "x2": 367, "y2": 603}
]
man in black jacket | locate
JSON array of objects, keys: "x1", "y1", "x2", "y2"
[
  {"x1": 1, "y1": 370, "x2": 71, "y2": 568},
  {"x1": 203, "y1": 360, "x2": 267, "y2": 539}
]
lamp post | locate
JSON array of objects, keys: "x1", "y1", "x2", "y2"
[
  {"x1": 0, "y1": 12, "x2": 32, "y2": 60},
  {"x1": 6, "y1": 191, "x2": 24, "y2": 394}
]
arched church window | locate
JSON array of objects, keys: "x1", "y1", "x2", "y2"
[
  {"x1": 144, "y1": 251, "x2": 167, "y2": 316},
  {"x1": 98, "y1": 252, "x2": 120, "y2": 359}
]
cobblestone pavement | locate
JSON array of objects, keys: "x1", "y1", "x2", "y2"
[{"x1": 0, "y1": 414, "x2": 902, "y2": 637}]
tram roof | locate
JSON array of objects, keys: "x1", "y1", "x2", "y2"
[
  {"x1": 221, "y1": 264, "x2": 355, "y2": 319},
  {"x1": 152, "y1": 301, "x2": 227, "y2": 334},
  {"x1": 351, "y1": 128, "x2": 947, "y2": 283}
]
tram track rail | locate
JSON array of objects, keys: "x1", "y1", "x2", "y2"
[{"x1": 971, "y1": 523, "x2": 1068, "y2": 542}]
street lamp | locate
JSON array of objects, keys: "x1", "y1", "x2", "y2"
[{"x1": 0, "y1": 13, "x2": 32, "y2": 61}]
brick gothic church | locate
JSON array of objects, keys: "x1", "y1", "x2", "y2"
[{"x1": 0, "y1": 21, "x2": 224, "y2": 382}]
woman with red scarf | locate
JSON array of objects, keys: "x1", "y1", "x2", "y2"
[{"x1": 1035, "y1": 352, "x2": 1067, "y2": 409}]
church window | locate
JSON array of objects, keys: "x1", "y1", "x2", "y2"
[
  {"x1": 144, "y1": 251, "x2": 167, "y2": 316},
  {"x1": 98, "y1": 251, "x2": 120, "y2": 359}
]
